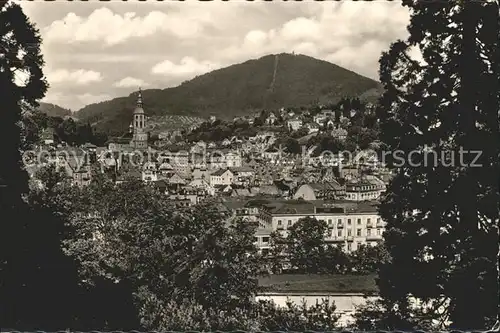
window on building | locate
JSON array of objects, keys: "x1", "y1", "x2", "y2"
[
  {"x1": 357, "y1": 218, "x2": 361, "y2": 225},
  {"x1": 357, "y1": 229, "x2": 362, "y2": 236},
  {"x1": 367, "y1": 229, "x2": 371, "y2": 236},
  {"x1": 338, "y1": 230, "x2": 342, "y2": 237},
  {"x1": 338, "y1": 218, "x2": 342, "y2": 224},
  {"x1": 347, "y1": 243, "x2": 352, "y2": 251},
  {"x1": 367, "y1": 218, "x2": 371, "y2": 223},
  {"x1": 377, "y1": 228, "x2": 381, "y2": 236},
  {"x1": 278, "y1": 220, "x2": 282, "y2": 226},
  {"x1": 348, "y1": 229, "x2": 352, "y2": 236},
  {"x1": 328, "y1": 219, "x2": 332, "y2": 225},
  {"x1": 254, "y1": 237, "x2": 258, "y2": 242},
  {"x1": 288, "y1": 220, "x2": 292, "y2": 226},
  {"x1": 377, "y1": 218, "x2": 381, "y2": 223},
  {"x1": 262, "y1": 237, "x2": 270, "y2": 243},
  {"x1": 347, "y1": 219, "x2": 352, "y2": 225}
]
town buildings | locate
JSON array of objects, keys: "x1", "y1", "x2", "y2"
[
  {"x1": 25, "y1": 90, "x2": 413, "y2": 330},
  {"x1": 32, "y1": 97, "x2": 389, "y2": 258}
]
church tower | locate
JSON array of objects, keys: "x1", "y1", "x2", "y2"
[{"x1": 131, "y1": 88, "x2": 148, "y2": 149}]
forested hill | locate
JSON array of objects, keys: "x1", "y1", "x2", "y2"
[
  {"x1": 37, "y1": 102, "x2": 72, "y2": 118},
  {"x1": 76, "y1": 53, "x2": 383, "y2": 135}
]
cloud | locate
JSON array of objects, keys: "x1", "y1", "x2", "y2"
[
  {"x1": 280, "y1": 17, "x2": 322, "y2": 42},
  {"x1": 56, "y1": 54, "x2": 150, "y2": 64},
  {"x1": 46, "y1": 69, "x2": 103, "y2": 85},
  {"x1": 216, "y1": 2, "x2": 410, "y2": 80},
  {"x1": 43, "y1": 92, "x2": 111, "y2": 111},
  {"x1": 77, "y1": 93, "x2": 112, "y2": 106},
  {"x1": 243, "y1": 30, "x2": 269, "y2": 46},
  {"x1": 43, "y1": 7, "x2": 212, "y2": 46},
  {"x1": 151, "y1": 57, "x2": 220, "y2": 78},
  {"x1": 113, "y1": 77, "x2": 149, "y2": 88},
  {"x1": 25, "y1": 1, "x2": 412, "y2": 110}
]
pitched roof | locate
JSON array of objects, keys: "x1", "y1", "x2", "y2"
[
  {"x1": 231, "y1": 166, "x2": 254, "y2": 173},
  {"x1": 158, "y1": 162, "x2": 173, "y2": 170},
  {"x1": 319, "y1": 200, "x2": 380, "y2": 214},
  {"x1": 309, "y1": 181, "x2": 344, "y2": 192},
  {"x1": 169, "y1": 173, "x2": 186, "y2": 183},
  {"x1": 271, "y1": 202, "x2": 316, "y2": 215},
  {"x1": 153, "y1": 179, "x2": 168, "y2": 188},
  {"x1": 211, "y1": 168, "x2": 232, "y2": 176},
  {"x1": 234, "y1": 188, "x2": 251, "y2": 196}
]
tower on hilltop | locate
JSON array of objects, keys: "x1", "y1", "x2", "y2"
[{"x1": 130, "y1": 88, "x2": 148, "y2": 149}]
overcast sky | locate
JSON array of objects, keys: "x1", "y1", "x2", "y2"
[{"x1": 17, "y1": 1, "x2": 411, "y2": 111}]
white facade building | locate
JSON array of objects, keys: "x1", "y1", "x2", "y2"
[
  {"x1": 258, "y1": 202, "x2": 385, "y2": 252},
  {"x1": 210, "y1": 169, "x2": 234, "y2": 186}
]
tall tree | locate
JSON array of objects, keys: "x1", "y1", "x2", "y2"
[
  {"x1": 0, "y1": 1, "x2": 54, "y2": 329},
  {"x1": 282, "y1": 217, "x2": 350, "y2": 274},
  {"x1": 267, "y1": 231, "x2": 288, "y2": 274},
  {"x1": 286, "y1": 217, "x2": 329, "y2": 273},
  {"x1": 0, "y1": 0, "x2": 46, "y2": 205},
  {"x1": 358, "y1": 1, "x2": 499, "y2": 330},
  {"x1": 350, "y1": 243, "x2": 390, "y2": 275},
  {"x1": 64, "y1": 179, "x2": 266, "y2": 327}
]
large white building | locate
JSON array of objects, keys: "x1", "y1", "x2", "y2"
[
  {"x1": 256, "y1": 201, "x2": 385, "y2": 253},
  {"x1": 345, "y1": 175, "x2": 386, "y2": 201},
  {"x1": 225, "y1": 151, "x2": 242, "y2": 168},
  {"x1": 210, "y1": 168, "x2": 234, "y2": 186}
]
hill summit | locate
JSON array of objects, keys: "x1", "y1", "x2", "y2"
[
  {"x1": 76, "y1": 53, "x2": 383, "y2": 135},
  {"x1": 37, "y1": 102, "x2": 72, "y2": 118}
]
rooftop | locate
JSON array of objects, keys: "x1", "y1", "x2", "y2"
[
  {"x1": 211, "y1": 168, "x2": 231, "y2": 176},
  {"x1": 263, "y1": 199, "x2": 380, "y2": 215}
]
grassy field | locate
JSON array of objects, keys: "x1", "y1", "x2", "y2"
[{"x1": 258, "y1": 274, "x2": 378, "y2": 294}]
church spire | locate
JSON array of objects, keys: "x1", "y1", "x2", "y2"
[{"x1": 137, "y1": 87, "x2": 143, "y2": 108}]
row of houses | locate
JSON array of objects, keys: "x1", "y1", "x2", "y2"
[{"x1": 264, "y1": 107, "x2": 357, "y2": 134}]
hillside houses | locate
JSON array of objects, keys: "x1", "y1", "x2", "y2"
[
  {"x1": 287, "y1": 117, "x2": 303, "y2": 131},
  {"x1": 306, "y1": 122, "x2": 320, "y2": 133},
  {"x1": 331, "y1": 127, "x2": 348, "y2": 140},
  {"x1": 265, "y1": 112, "x2": 278, "y2": 125},
  {"x1": 29, "y1": 99, "x2": 389, "y2": 267},
  {"x1": 26, "y1": 147, "x2": 93, "y2": 187}
]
